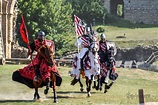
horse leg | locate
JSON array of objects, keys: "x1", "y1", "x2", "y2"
[
  {"x1": 33, "y1": 80, "x2": 42, "y2": 100},
  {"x1": 104, "y1": 83, "x2": 108, "y2": 93},
  {"x1": 97, "y1": 75, "x2": 102, "y2": 91},
  {"x1": 44, "y1": 78, "x2": 50, "y2": 95},
  {"x1": 104, "y1": 81, "x2": 114, "y2": 93},
  {"x1": 52, "y1": 73, "x2": 57, "y2": 103},
  {"x1": 95, "y1": 75, "x2": 101, "y2": 91},
  {"x1": 78, "y1": 78, "x2": 84, "y2": 92},
  {"x1": 92, "y1": 81, "x2": 96, "y2": 89},
  {"x1": 86, "y1": 76, "x2": 92, "y2": 97},
  {"x1": 100, "y1": 79, "x2": 103, "y2": 91},
  {"x1": 107, "y1": 81, "x2": 114, "y2": 89}
]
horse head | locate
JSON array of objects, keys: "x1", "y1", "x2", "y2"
[
  {"x1": 38, "y1": 44, "x2": 54, "y2": 66},
  {"x1": 90, "y1": 35, "x2": 99, "y2": 54}
]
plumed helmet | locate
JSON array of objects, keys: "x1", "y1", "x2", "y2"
[
  {"x1": 100, "y1": 33, "x2": 106, "y2": 41},
  {"x1": 37, "y1": 31, "x2": 45, "y2": 41}
]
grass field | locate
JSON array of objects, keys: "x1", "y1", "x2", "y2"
[
  {"x1": 93, "y1": 25, "x2": 158, "y2": 48},
  {"x1": 0, "y1": 65, "x2": 158, "y2": 105}
]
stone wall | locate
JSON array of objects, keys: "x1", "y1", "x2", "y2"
[
  {"x1": 104, "y1": 0, "x2": 158, "y2": 24},
  {"x1": 115, "y1": 46, "x2": 158, "y2": 61},
  {"x1": 11, "y1": 43, "x2": 28, "y2": 58},
  {"x1": 62, "y1": 46, "x2": 158, "y2": 62},
  {"x1": 124, "y1": 0, "x2": 158, "y2": 24}
]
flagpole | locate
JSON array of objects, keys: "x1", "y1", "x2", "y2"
[{"x1": 20, "y1": 14, "x2": 35, "y2": 71}]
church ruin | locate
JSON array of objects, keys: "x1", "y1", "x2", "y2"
[{"x1": 0, "y1": 0, "x2": 17, "y2": 64}]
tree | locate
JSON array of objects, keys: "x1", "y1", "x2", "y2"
[
  {"x1": 17, "y1": 0, "x2": 74, "y2": 55},
  {"x1": 67, "y1": 0, "x2": 107, "y2": 24}
]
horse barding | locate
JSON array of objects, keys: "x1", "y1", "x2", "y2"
[
  {"x1": 70, "y1": 34, "x2": 101, "y2": 97},
  {"x1": 99, "y1": 41, "x2": 119, "y2": 93},
  {"x1": 12, "y1": 40, "x2": 62, "y2": 102}
]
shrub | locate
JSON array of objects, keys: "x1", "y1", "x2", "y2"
[{"x1": 96, "y1": 27, "x2": 105, "y2": 33}]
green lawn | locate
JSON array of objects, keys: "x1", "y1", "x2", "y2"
[
  {"x1": 93, "y1": 25, "x2": 158, "y2": 48},
  {"x1": 0, "y1": 65, "x2": 158, "y2": 105}
]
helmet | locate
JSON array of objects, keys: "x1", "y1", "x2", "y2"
[
  {"x1": 37, "y1": 31, "x2": 45, "y2": 41},
  {"x1": 84, "y1": 26, "x2": 90, "y2": 35},
  {"x1": 100, "y1": 34, "x2": 106, "y2": 41}
]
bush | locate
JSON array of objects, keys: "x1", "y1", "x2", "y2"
[{"x1": 96, "y1": 27, "x2": 105, "y2": 33}]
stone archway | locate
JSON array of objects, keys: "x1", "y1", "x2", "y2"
[
  {"x1": 110, "y1": 0, "x2": 124, "y2": 17},
  {"x1": 0, "y1": 0, "x2": 17, "y2": 59}
]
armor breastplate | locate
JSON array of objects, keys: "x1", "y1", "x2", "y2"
[{"x1": 100, "y1": 42, "x2": 107, "y2": 53}]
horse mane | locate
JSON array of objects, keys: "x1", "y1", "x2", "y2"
[
  {"x1": 38, "y1": 45, "x2": 53, "y2": 55},
  {"x1": 38, "y1": 44, "x2": 54, "y2": 66}
]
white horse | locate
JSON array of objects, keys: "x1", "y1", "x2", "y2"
[{"x1": 70, "y1": 35, "x2": 100, "y2": 96}]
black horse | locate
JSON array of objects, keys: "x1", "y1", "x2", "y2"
[{"x1": 96, "y1": 46, "x2": 118, "y2": 93}]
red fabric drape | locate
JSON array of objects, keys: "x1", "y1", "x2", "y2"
[{"x1": 20, "y1": 15, "x2": 29, "y2": 44}]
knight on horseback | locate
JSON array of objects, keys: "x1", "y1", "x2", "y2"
[
  {"x1": 70, "y1": 25, "x2": 101, "y2": 96},
  {"x1": 98, "y1": 33, "x2": 118, "y2": 93},
  {"x1": 70, "y1": 26, "x2": 92, "y2": 82},
  {"x1": 28, "y1": 30, "x2": 55, "y2": 82},
  {"x1": 12, "y1": 30, "x2": 62, "y2": 102}
]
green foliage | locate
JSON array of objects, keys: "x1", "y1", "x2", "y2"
[
  {"x1": 17, "y1": 0, "x2": 73, "y2": 55},
  {"x1": 96, "y1": 27, "x2": 105, "y2": 33},
  {"x1": 67, "y1": 0, "x2": 107, "y2": 24},
  {"x1": 117, "y1": 4, "x2": 123, "y2": 17}
]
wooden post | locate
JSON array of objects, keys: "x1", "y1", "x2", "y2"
[{"x1": 139, "y1": 89, "x2": 145, "y2": 105}]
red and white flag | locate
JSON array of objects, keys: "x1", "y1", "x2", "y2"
[{"x1": 74, "y1": 15, "x2": 86, "y2": 37}]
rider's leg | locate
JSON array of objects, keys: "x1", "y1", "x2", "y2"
[
  {"x1": 34, "y1": 65, "x2": 40, "y2": 81},
  {"x1": 79, "y1": 48, "x2": 89, "y2": 70}
]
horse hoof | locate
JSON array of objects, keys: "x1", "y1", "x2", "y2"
[
  {"x1": 44, "y1": 88, "x2": 49, "y2": 95},
  {"x1": 54, "y1": 99, "x2": 58, "y2": 103},
  {"x1": 104, "y1": 89, "x2": 108, "y2": 93},
  {"x1": 95, "y1": 86, "x2": 99, "y2": 90},
  {"x1": 80, "y1": 87, "x2": 84, "y2": 92},
  {"x1": 99, "y1": 87, "x2": 102, "y2": 91},
  {"x1": 87, "y1": 92, "x2": 91, "y2": 97}
]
